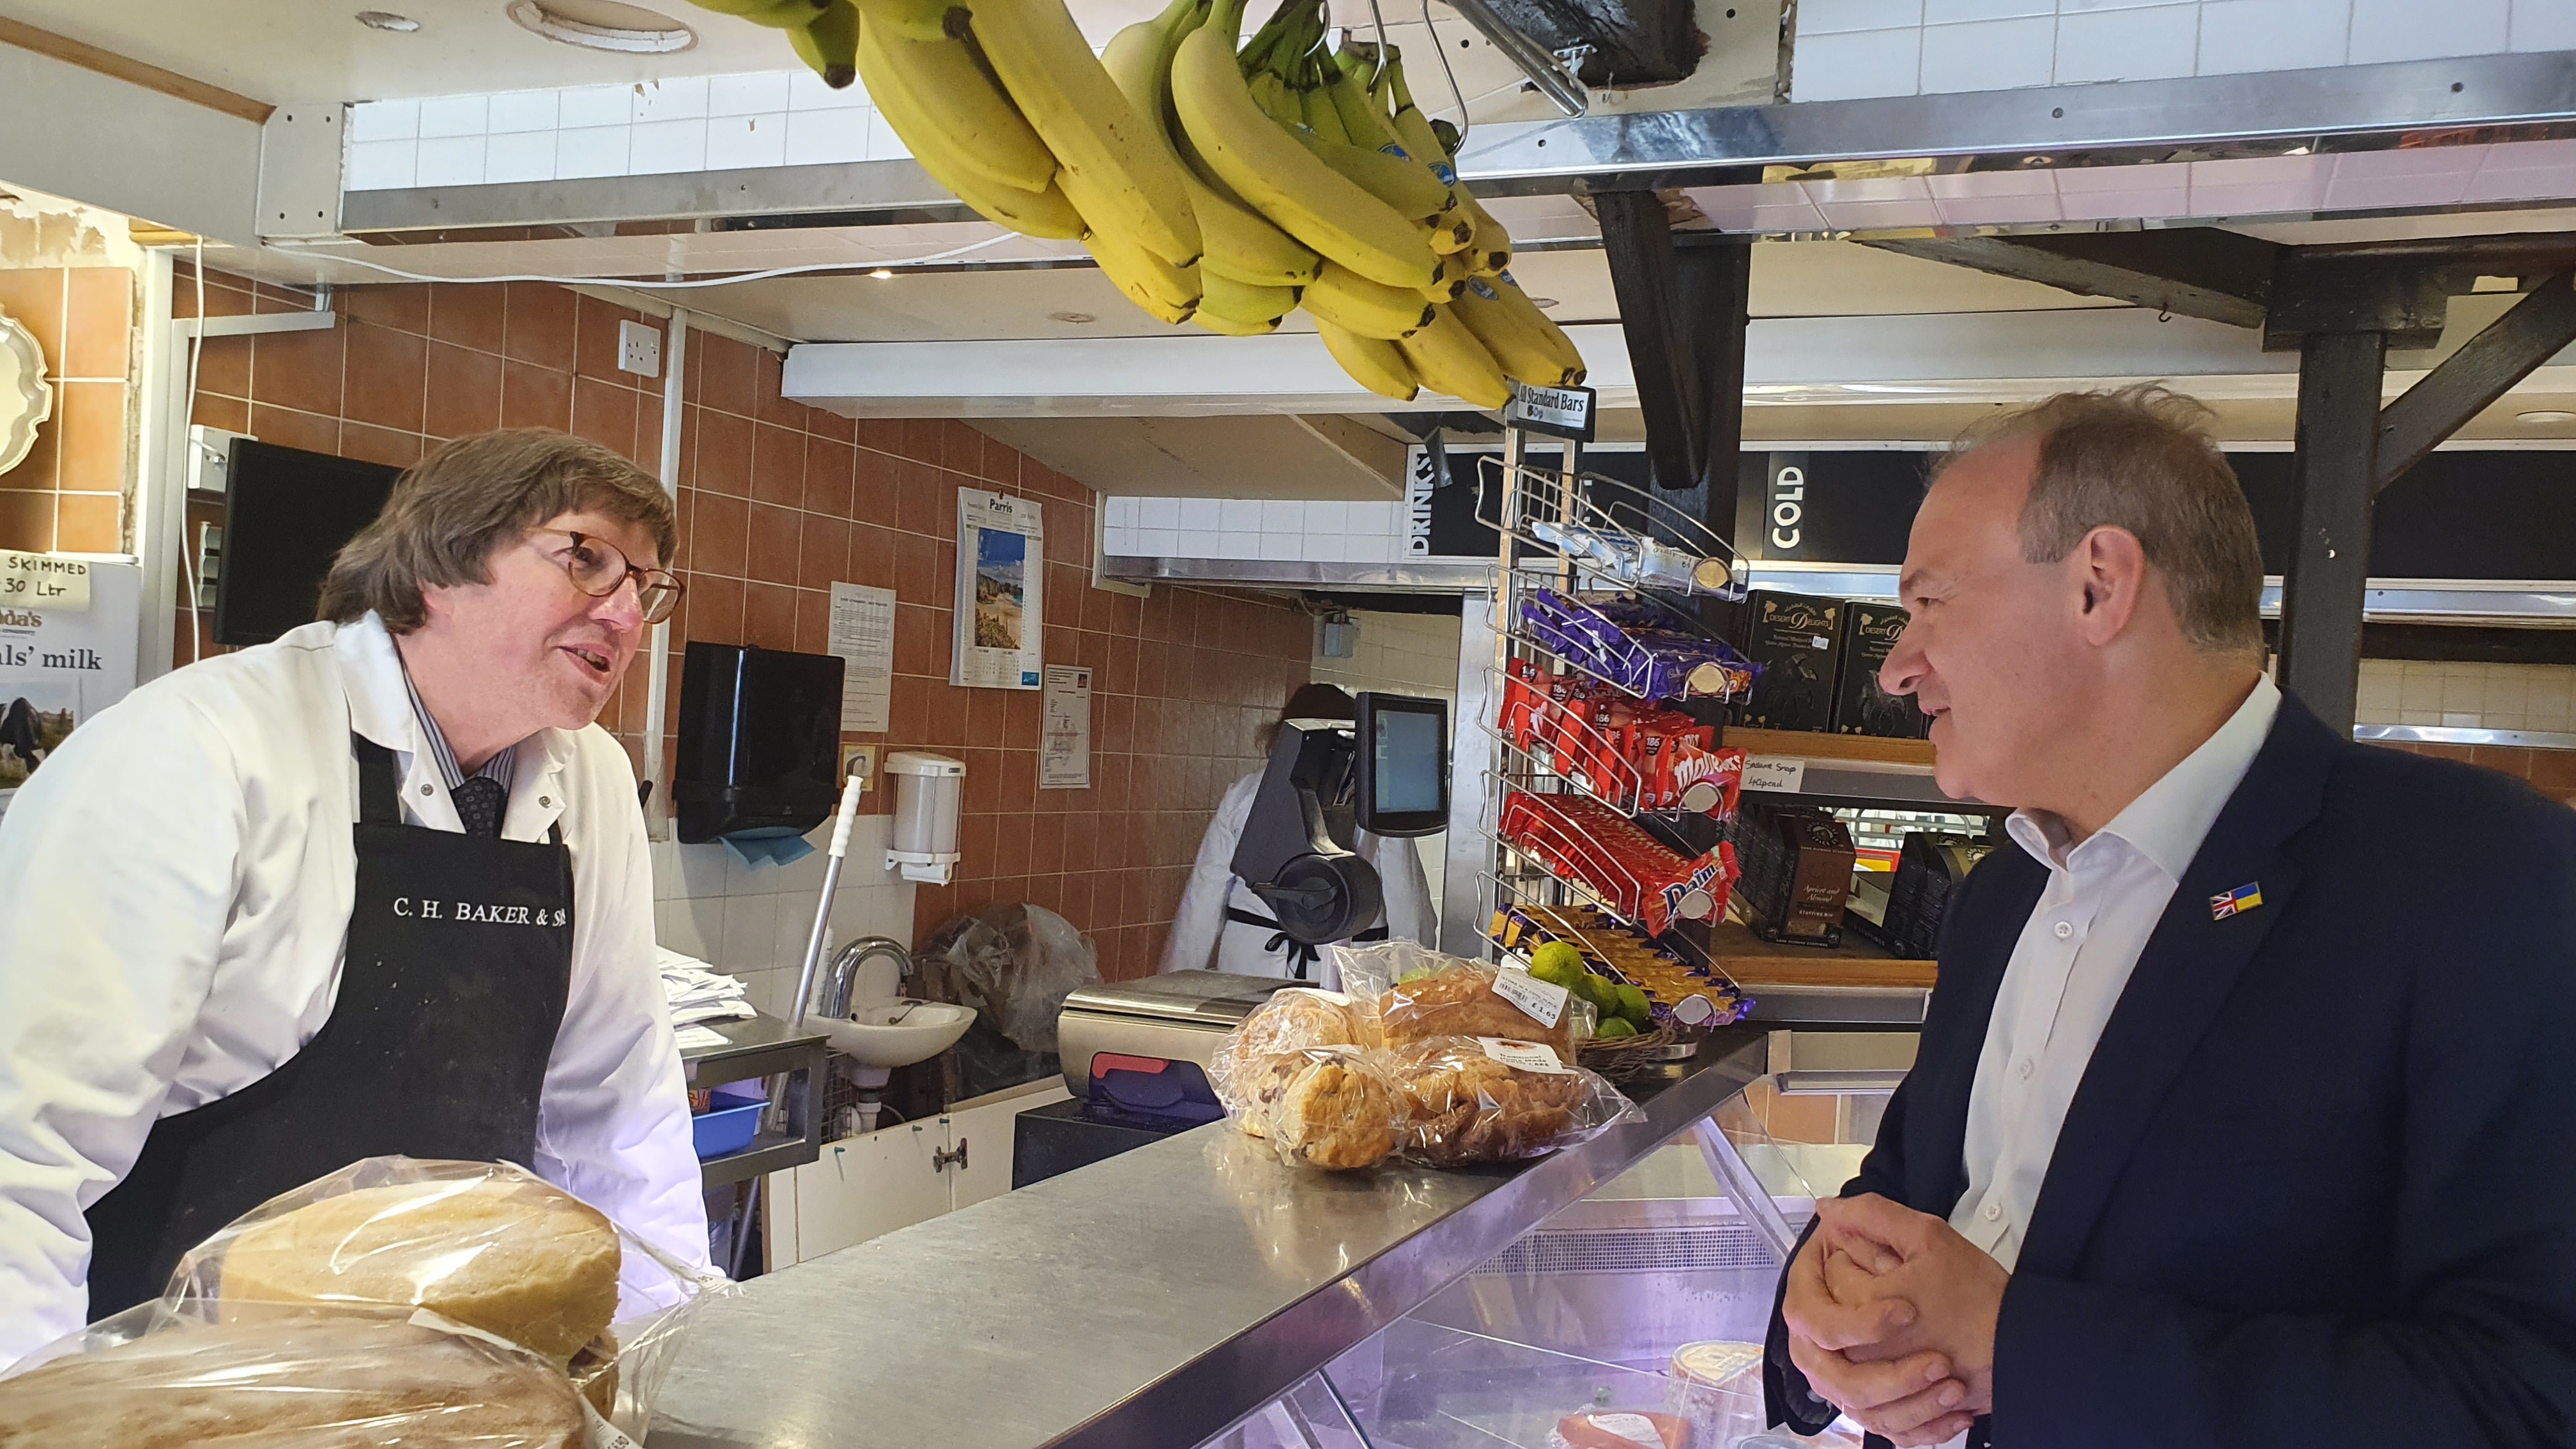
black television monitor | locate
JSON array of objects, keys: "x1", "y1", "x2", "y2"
[
  {"x1": 214, "y1": 440, "x2": 403, "y2": 647},
  {"x1": 1354, "y1": 691, "x2": 1449, "y2": 838}
]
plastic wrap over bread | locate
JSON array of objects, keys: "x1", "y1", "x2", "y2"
[
  {"x1": 1211, "y1": 989, "x2": 1399, "y2": 1170},
  {"x1": 1331, "y1": 939, "x2": 1595, "y2": 1061},
  {"x1": 0, "y1": 1305, "x2": 587, "y2": 1449},
  {"x1": 1385, "y1": 1037, "x2": 1642, "y2": 1167},
  {"x1": 157, "y1": 1157, "x2": 724, "y2": 1434}
]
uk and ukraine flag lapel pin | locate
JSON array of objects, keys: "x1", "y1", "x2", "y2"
[{"x1": 2209, "y1": 882, "x2": 2263, "y2": 920}]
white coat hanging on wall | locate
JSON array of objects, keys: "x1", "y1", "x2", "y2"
[{"x1": 0, "y1": 307, "x2": 52, "y2": 479}]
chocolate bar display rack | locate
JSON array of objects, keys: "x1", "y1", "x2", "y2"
[
  {"x1": 1473, "y1": 663, "x2": 1652, "y2": 816},
  {"x1": 1477, "y1": 868, "x2": 1743, "y2": 1025},
  {"x1": 1478, "y1": 778, "x2": 1737, "y2": 984}
]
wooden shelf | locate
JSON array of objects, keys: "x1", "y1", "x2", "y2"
[
  {"x1": 1701, "y1": 919, "x2": 1938, "y2": 991},
  {"x1": 1722, "y1": 726, "x2": 1936, "y2": 769}
]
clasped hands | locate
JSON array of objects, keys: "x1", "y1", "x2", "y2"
[{"x1": 1782, "y1": 1195, "x2": 2009, "y2": 1446}]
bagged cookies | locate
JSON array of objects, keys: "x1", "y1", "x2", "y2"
[
  {"x1": 159, "y1": 1158, "x2": 721, "y2": 1437},
  {"x1": 0, "y1": 1307, "x2": 587, "y2": 1449}
]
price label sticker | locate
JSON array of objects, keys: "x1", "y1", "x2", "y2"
[
  {"x1": 1742, "y1": 756, "x2": 1806, "y2": 793},
  {"x1": 1478, "y1": 1037, "x2": 1574, "y2": 1074},
  {"x1": 1584, "y1": 1413, "x2": 1664, "y2": 1446},
  {"x1": 1491, "y1": 967, "x2": 1568, "y2": 1028},
  {"x1": 583, "y1": 1400, "x2": 643, "y2": 1449}
]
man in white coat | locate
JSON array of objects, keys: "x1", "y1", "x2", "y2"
[
  {"x1": 1158, "y1": 684, "x2": 1436, "y2": 988},
  {"x1": 0, "y1": 428, "x2": 709, "y2": 1365}
]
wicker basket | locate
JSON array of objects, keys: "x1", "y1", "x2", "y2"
[{"x1": 1576, "y1": 1021, "x2": 1703, "y2": 1082}]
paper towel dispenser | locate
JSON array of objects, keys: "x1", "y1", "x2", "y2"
[{"x1": 673, "y1": 641, "x2": 845, "y2": 844}]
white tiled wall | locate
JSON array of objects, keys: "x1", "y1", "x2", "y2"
[
  {"x1": 2354, "y1": 659, "x2": 2576, "y2": 734},
  {"x1": 1792, "y1": 0, "x2": 2575, "y2": 102},
  {"x1": 345, "y1": 72, "x2": 903, "y2": 191},
  {"x1": 1307, "y1": 610, "x2": 1468, "y2": 913},
  {"x1": 1098, "y1": 496, "x2": 1411, "y2": 564},
  {"x1": 650, "y1": 813, "x2": 916, "y2": 1021}
]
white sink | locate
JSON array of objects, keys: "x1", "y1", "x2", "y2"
[{"x1": 813, "y1": 999, "x2": 974, "y2": 1070}]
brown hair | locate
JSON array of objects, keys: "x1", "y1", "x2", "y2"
[
  {"x1": 318, "y1": 428, "x2": 677, "y2": 632},
  {"x1": 1936, "y1": 383, "x2": 2265, "y2": 661}
]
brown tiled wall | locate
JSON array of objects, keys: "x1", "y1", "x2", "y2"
[
  {"x1": 174, "y1": 266, "x2": 1310, "y2": 979},
  {"x1": 0, "y1": 266, "x2": 133, "y2": 553},
  {"x1": 2370, "y1": 740, "x2": 2576, "y2": 808}
]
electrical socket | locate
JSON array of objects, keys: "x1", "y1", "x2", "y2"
[{"x1": 617, "y1": 320, "x2": 662, "y2": 378}]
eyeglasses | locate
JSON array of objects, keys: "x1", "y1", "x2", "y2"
[{"x1": 532, "y1": 528, "x2": 684, "y2": 625}]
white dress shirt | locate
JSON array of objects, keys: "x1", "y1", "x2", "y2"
[
  {"x1": 1157, "y1": 770, "x2": 1437, "y2": 988},
  {"x1": 1950, "y1": 673, "x2": 2280, "y2": 1271},
  {"x1": 0, "y1": 614, "x2": 709, "y2": 1366}
]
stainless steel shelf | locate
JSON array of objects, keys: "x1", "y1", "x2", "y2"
[
  {"x1": 695, "y1": 1131, "x2": 813, "y2": 1190},
  {"x1": 646, "y1": 1029, "x2": 1775, "y2": 1449}
]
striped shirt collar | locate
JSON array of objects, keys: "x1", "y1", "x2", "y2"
[{"x1": 396, "y1": 652, "x2": 518, "y2": 795}]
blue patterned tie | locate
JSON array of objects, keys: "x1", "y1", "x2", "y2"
[{"x1": 453, "y1": 776, "x2": 507, "y2": 838}]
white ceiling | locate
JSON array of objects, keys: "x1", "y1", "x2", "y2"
[{"x1": 0, "y1": 0, "x2": 791, "y2": 102}]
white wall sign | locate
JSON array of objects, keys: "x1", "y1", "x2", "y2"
[
  {"x1": 953, "y1": 487, "x2": 1045, "y2": 691},
  {"x1": 826, "y1": 581, "x2": 896, "y2": 733},
  {"x1": 0, "y1": 550, "x2": 89, "y2": 611},
  {"x1": 1039, "y1": 665, "x2": 1091, "y2": 790}
]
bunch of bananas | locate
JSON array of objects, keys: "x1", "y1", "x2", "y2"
[{"x1": 677, "y1": 0, "x2": 1583, "y2": 410}]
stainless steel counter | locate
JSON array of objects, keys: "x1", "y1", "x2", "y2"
[{"x1": 647, "y1": 1028, "x2": 1774, "y2": 1449}]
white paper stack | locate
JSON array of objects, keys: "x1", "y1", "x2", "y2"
[{"x1": 657, "y1": 947, "x2": 758, "y2": 1026}]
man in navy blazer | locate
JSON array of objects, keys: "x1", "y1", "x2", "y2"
[{"x1": 1763, "y1": 385, "x2": 2576, "y2": 1448}]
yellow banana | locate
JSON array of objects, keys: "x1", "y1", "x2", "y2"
[
  {"x1": 1490, "y1": 270, "x2": 1585, "y2": 379},
  {"x1": 1303, "y1": 261, "x2": 1433, "y2": 339},
  {"x1": 1294, "y1": 132, "x2": 1454, "y2": 226},
  {"x1": 1365, "y1": 49, "x2": 1494, "y2": 262},
  {"x1": 1195, "y1": 309, "x2": 1280, "y2": 336},
  {"x1": 1102, "y1": 0, "x2": 1321, "y2": 289},
  {"x1": 847, "y1": 0, "x2": 950, "y2": 36},
  {"x1": 1201, "y1": 272, "x2": 1296, "y2": 325},
  {"x1": 859, "y1": 27, "x2": 1087, "y2": 238},
  {"x1": 1453, "y1": 275, "x2": 1581, "y2": 387},
  {"x1": 1300, "y1": 84, "x2": 1350, "y2": 145},
  {"x1": 1087, "y1": 227, "x2": 1199, "y2": 323},
  {"x1": 1398, "y1": 305, "x2": 1511, "y2": 408},
  {"x1": 1170, "y1": 0, "x2": 1439, "y2": 289},
  {"x1": 787, "y1": 0, "x2": 860, "y2": 88},
  {"x1": 854, "y1": 6, "x2": 1056, "y2": 192},
  {"x1": 964, "y1": 0, "x2": 1202, "y2": 266},
  {"x1": 1315, "y1": 316, "x2": 1419, "y2": 402},
  {"x1": 1460, "y1": 193, "x2": 1512, "y2": 276}
]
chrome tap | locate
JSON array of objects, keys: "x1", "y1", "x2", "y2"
[{"x1": 818, "y1": 935, "x2": 913, "y2": 1020}]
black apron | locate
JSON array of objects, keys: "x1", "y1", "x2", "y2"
[
  {"x1": 82, "y1": 735, "x2": 576, "y2": 1319},
  {"x1": 1224, "y1": 906, "x2": 1389, "y2": 980}
]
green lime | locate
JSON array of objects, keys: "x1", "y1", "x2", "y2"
[
  {"x1": 1593, "y1": 1016, "x2": 1639, "y2": 1040},
  {"x1": 1529, "y1": 940, "x2": 1585, "y2": 985},
  {"x1": 1614, "y1": 984, "x2": 1652, "y2": 1027}
]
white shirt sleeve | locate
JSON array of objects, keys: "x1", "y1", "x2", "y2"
[
  {"x1": 1363, "y1": 829, "x2": 1438, "y2": 947},
  {"x1": 0, "y1": 691, "x2": 244, "y2": 1365},
  {"x1": 1159, "y1": 773, "x2": 1260, "y2": 974},
  {"x1": 530, "y1": 739, "x2": 710, "y2": 1275}
]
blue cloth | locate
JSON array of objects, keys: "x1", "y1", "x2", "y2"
[
  {"x1": 721, "y1": 829, "x2": 815, "y2": 870},
  {"x1": 1763, "y1": 694, "x2": 2576, "y2": 1448}
]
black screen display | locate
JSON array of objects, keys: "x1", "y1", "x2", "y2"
[{"x1": 215, "y1": 440, "x2": 402, "y2": 646}]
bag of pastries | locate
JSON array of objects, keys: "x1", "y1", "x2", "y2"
[
  {"x1": 1331, "y1": 939, "x2": 1594, "y2": 1062},
  {"x1": 1385, "y1": 1037, "x2": 1642, "y2": 1167},
  {"x1": 0, "y1": 1306, "x2": 587, "y2": 1449},
  {"x1": 160, "y1": 1157, "x2": 721, "y2": 1435},
  {"x1": 1211, "y1": 990, "x2": 1400, "y2": 1170}
]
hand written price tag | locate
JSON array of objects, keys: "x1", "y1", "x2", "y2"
[
  {"x1": 0, "y1": 549, "x2": 89, "y2": 611},
  {"x1": 1741, "y1": 756, "x2": 1805, "y2": 793},
  {"x1": 1477, "y1": 1037, "x2": 1573, "y2": 1074},
  {"x1": 1491, "y1": 967, "x2": 1569, "y2": 1029}
]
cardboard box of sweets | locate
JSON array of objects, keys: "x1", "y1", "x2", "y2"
[
  {"x1": 1733, "y1": 590, "x2": 1843, "y2": 732},
  {"x1": 1833, "y1": 601, "x2": 1933, "y2": 739},
  {"x1": 1732, "y1": 802, "x2": 1857, "y2": 946}
]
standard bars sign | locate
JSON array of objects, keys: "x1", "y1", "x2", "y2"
[{"x1": 1503, "y1": 382, "x2": 1596, "y2": 441}]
